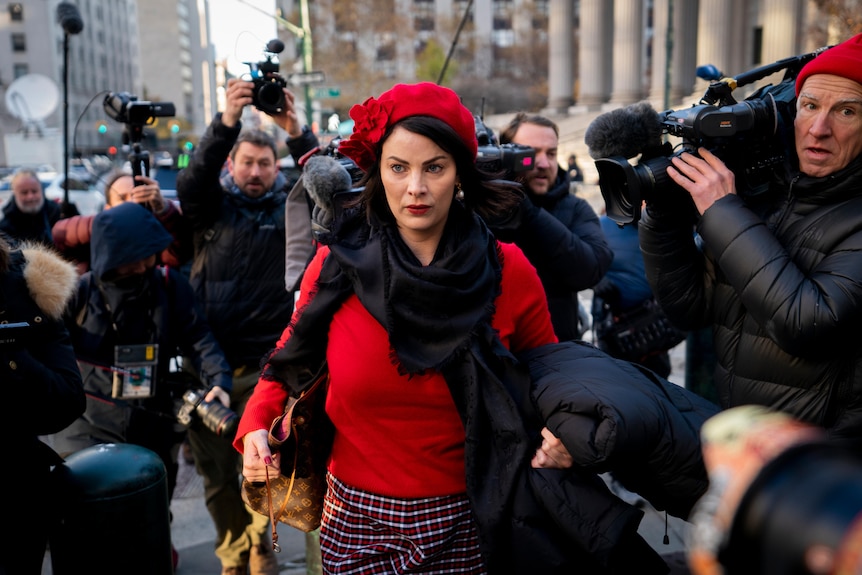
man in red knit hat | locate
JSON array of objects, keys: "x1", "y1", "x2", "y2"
[{"x1": 638, "y1": 33, "x2": 862, "y2": 441}]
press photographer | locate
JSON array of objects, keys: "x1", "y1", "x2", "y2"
[
  {"x1": 50, "y1": 202, "x2": 234, "y2": 567},
  {"x1": 174, "y1": 36, "x2": 320, "y2": 574},
  {"x1": 486, "y1": 111, "x2": 612, "y2": 342},
  {"x1": 627, "y1": 33, "x2": 862, "y2": 442}
]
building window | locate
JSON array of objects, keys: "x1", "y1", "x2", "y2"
[
  {"x1": 9, "y1": 3, "x2": 23, "y2": 21},
  {"x1": 414, "y1": 0, "x2": 435, "y2": 32},
  {"x1": 13, "y1": 63, "x2": 28, "y2": 79},
  {"x1": 11, "y1": 33, "x2": 26, "y2": 52}
]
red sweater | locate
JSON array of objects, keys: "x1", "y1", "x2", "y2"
[{"x1": 235, "y1": 241, "x2": 557, "y2": 498}]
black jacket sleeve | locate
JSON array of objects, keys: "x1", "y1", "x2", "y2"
[{"x1": 176, "y1": 113, "x2": 242, "y2": 231}]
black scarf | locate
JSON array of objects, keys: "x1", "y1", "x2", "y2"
[{"x1": 263, "y1": 203, "x2": 541, "y2": 572}]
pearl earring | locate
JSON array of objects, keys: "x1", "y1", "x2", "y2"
[{"x1": 455, "y1": 182, "x2": 465, "y2": 201}]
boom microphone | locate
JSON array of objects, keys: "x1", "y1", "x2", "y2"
[
  {"x1": 56, "y1": 2, "x2": 84, "y2": 35},
  {"x1": 585, "y1": 101, "x2": 662, "y2": 160}
]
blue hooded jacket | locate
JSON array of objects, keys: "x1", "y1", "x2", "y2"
[{"x1": 90, "y1": 203, "x2": 173, "y2": 281}]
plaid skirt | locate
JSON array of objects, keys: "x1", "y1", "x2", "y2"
[{"x1": 320, "y1": 473, "x2": 488, "y2": 574}]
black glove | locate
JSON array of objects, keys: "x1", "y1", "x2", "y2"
[{"x1": 485, "y1": 191, "x2": 538, "y2": 242}]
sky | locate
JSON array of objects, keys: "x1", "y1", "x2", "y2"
[{"x1": 208, "y1": 0, "x2": 279, "y2": 78}]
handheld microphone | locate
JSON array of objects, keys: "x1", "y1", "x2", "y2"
[
  {"x1": 56, "y1": 2, "x2": 84, "y2": 35},
  {"x1": 585, "y1": 101, "x2": 663, "y2": 160}
]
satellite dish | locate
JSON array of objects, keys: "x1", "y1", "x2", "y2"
[{"x1": 5, "y1": 74, "x2": 60, "y2": 123}]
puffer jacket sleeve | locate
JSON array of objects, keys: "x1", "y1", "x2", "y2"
[
  {"x1": 176, "y1": 113, "x2": 241, "y2": 231},
  {"x1": 523, "y1": 340, "x2": 719, "y2": 519},
  {"x1": 696, "y1": 193, "x2": 862, "y2": 356},
  {"x1": 638, "y1": 202, "x2": 712, "y2": 332}
]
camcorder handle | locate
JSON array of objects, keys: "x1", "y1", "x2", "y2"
[{"x1": 699, "y1": 48, "x2": 828, "y2": 107}]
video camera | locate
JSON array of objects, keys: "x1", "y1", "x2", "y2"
[
  {"x1": 104, "y1": 91, "x2": 176, "y2": 179},
  {"x1": 589, "y1": 49, "x2": 827, "y2": 226},
  {"x1": 245, "y1": 39, "x2": 288, "y2": 115},
  {"x1": 474, "y1": 114, "x2": 534, "y2": 178}
]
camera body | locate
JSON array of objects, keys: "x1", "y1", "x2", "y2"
[
  {"x1": 103, "y1": 91, "x2": 176, "y2": 178},
  {"x1": 593, "y1": 50, "x2": 822, "y2": 225},
  {"x1": 246, "y1": 39, "x2": 288, "y2": 115},
  {"x1": 474, "y1": 114, "x2": 535, "y2": 179},
  {"x1": 177, "y1": 388, "x2": 239, "y2": 439}
]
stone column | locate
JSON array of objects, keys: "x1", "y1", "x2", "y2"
[
  {"x1": 577, "y1": 0, "x2": 612, "y2": 109},
  {"x1": 651, "y1": 0, "x2": 700, "y2": 107},
  {"x1": 761, "y1": 0, "x2": 804, "y2": 63},
  {"x1": 695, "y1": 1, "x2": 733, "y2": 94},
  {"x1": 546, "y1": 0, "x2": 574, "y2": 112},
  {"x1": 608, "y1": 0, "x2": 644, "y2": 105}
]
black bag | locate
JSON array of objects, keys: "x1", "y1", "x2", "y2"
[{"x1": 594, "y1": 296, "x2": 687, "y2": 362}]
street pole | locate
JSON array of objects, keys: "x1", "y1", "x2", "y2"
[{"x1": 298, "y1": 0, "x2": 313, "y2": 127}]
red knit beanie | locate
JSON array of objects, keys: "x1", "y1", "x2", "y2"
[
  {"x1": 338, "y1": 82, "x2": 477, "y2": 172},
  {"x1": 796, "y1": 33, "x2": 862, "y2": 95}
]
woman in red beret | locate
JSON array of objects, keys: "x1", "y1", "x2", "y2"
[{"x1": 233, "y1": 82, "x2": 583, "y2": 573}]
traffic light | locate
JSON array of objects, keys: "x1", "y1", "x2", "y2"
[
  {"x1": 183, "y1": 141, "x2": 193, "y2": 152},
  {"x1": 108, "y1": 145, "x2": 117, "y2": 156},
  {"x1": 169, "y1": 121, "x2": 180, "y2": 134},
  {"x1": 97, "y1": 122, "x2": 107, "y2": 134}
]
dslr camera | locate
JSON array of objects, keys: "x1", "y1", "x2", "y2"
[
  {"x1": 103, "y1": 91, "x2": 176, "y2": 178},
  {"x1": 176, "y1": 387, "x2": 239, "y2": 439},
  {"x1": 245, "y1": 39, "x2": 288, "y2": 115},
  {"x1": 474, "y1": 114, "x2": 535, "y2": 179},
  {"x1": 590, "y1": 49, "x2": 825, "y2": 225}
]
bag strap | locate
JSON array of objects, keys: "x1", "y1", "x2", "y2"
[{"x1": 263, "y1": 372, "x2": 328, "y2": 551}]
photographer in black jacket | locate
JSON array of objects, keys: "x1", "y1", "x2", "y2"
[
  {"x1": 639, "y1": 33, "x2": 862, "y2": 441},
  {"x1": 176, "y1": 76, "x2": 318, "y2": 575},
  {"x1": 496, "y1": 113, "x2": 612, "y2": 341}
]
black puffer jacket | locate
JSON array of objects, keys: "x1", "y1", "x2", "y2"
[
  {"x1": 639, "y1": 155, "x2": 862, "y2": 440},
  {"x1": 177, "y1": 115, "x2": 318, "y2": 368},
  {"x1": 522, "y1": 340, "x2": 719, "y2": 519},
  {"x1": 491, "y1": 167, "x2": 612, "y2": 341}
]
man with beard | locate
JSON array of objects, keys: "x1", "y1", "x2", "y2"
[
  {"x1": 0, "y1": 168, "x2": 61, "y2": 246},
  {"x1": 495, "y1": 113, "x2": 612, "y2": 341},
  {"x1": 176, "y1": 77, "x2": 318, "y2": 575},
  {"x1": 52, "y1": 202, "x2": 233, "y2": 569}
]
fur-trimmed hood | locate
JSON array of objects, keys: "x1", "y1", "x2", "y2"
[{"x1": 17, "y1": 241, "x2": 78, "y2": 320}]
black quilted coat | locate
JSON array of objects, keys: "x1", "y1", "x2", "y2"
[{"x1": 639, "y1": 155, "x2": 862, "y2": 440}]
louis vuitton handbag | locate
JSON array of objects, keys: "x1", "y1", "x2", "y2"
[{"x1": 241, "y1": 372, "x2": 333, "y2": 550}]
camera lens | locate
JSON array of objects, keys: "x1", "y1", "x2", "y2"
[
  {"x1": 257, "y1": 83, "x2": 285, "y2": 113},
  {"x1": 196, "y1": 400, "x2": 239, "y2": 439}
]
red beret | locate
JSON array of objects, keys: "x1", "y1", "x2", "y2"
[
  {"x1": 338, "y1": 82, "x2": 477, "y2": 172},
  {"x1": 796, "y1": 33, "x2": 862, "y2": 95}
]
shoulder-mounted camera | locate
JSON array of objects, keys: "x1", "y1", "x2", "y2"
[{"x1": 589, "y1": 48, "x2": 830, "y2": 225}]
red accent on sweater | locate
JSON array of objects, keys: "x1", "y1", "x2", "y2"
[{"x1": 235, "y1": 242, "x2": 556, "y2": 498}]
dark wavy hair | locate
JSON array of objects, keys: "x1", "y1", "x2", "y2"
[{"x1": 354, "y1": 115, "x2": 523, "y2": 224}]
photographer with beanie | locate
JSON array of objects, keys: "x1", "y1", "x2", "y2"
[{"x1": 639, "y1": 33, "x2": 862, "y2": 442}]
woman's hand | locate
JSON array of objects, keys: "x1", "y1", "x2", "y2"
[
  {"x1": 241, "y1": 429, "x2": 280, "y2": 482},
  {"x1": 531, "y1": 426, "x2": 574, "y2": 469}
]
